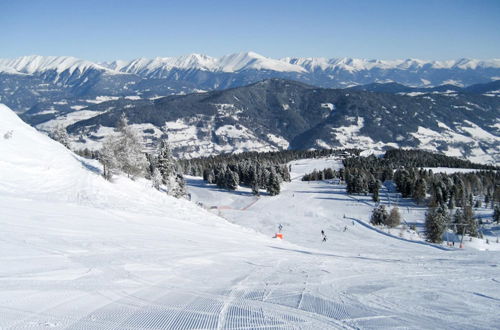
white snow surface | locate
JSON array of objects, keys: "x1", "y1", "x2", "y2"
[
  {"x1": 0, "y1": 55, "x2": 113, "y2": 75},
  {"x1": 283, "y1": 56, "x2": 500, "y2": 72},
  {"x1": 99, "y1": 52, "x2": 306, "y2": 75},
  {"x1": 1, "y1": 104, "x2": 500, "y2": 328}
]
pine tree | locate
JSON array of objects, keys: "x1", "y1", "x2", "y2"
[
  {"x1": 493, "y1": 205, "x2": 500, "y2": 223},
  {"x1": 370, "y1": 205, "x2": 389, "y2": 226},
  {"x1": 251, "y1": 181, "x2": 260, "y2": 196},
  {"x1": 156, "y1": 140, "x2": 186, "y2": 197},
  {"x1": 484, "y1": 193, "x2": 491, "y2": 206},
  {"x1": 425, "y1": 206, "x2": 449, "y2": 243},
  {"x1": 151, "y1": 168, "x2": 162, "y2": 190},
  {"x1": 463, "y1": 205, "x2": 478, "y2": 237},
  {"x1": 225, "y1": 169, "x2": 239, "y2": 190},
  {"x1": 372, "y1": 187, "x2": 380, "y2": 202},
  {"x1": 157, "y1": 140, "x2": 175, "y2": 183},
  {"x1": 267, "y1": 169, "x2": 281, "y2": 196},
  {"x1": 170, "y1": 173, "x2": 187, "y2": 198},
  {"x1": 251, "y1": 167, "x2": 260, "y2": 196},
  {"x1": 413, "y1": 178, "x2": 427, "y2": 205},
  {"x1": 453, "y1": 208, "x2": 464, "y2": 235}
]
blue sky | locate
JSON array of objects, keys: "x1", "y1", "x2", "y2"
[{"x1": 1, "y1": 0, "x2": 499, "y2": 61}]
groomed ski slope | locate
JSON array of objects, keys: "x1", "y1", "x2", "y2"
[{"x1": 1, "y1": 104, "x2": 499, "y2": 329}]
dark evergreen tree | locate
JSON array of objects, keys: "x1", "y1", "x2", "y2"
[
  {"x1": 493, "y1": 204, "x2": 500, "y2": 223},
  {"x1": 267, "y1": 169, "x2": 281, "y2": 196},
  {"x1": 425, "y1": 206, "x2": 449, "y2": 243},
  {"x1": 413, "y1": 178, "x2": 427, "y2": 205},
  {"x1": 370, "y1": 205, "x2": 389, "y2": 226},
  {"x1": 225, "y1": 169, "x2": 239, "y2": 190},
  {"x1": 463, "y1": 205, "x2": 478, "y2": 237},
  {"x1": 372, "y1": 188, "x2": 380, "y2": 203}
]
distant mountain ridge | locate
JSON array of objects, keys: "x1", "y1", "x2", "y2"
[
  {"x1": 3, "y1": 53, "x2": 499, "y2": 76},
  {"x1": 1, "y1": 52, "x2": 499, "y2": 114},
  {"x1": 61, "y1": 79, "x2": 499, "y2": 164}
]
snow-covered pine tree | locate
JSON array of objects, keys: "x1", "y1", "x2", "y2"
[
  {"x1": 50, "y1": 125, "x2": 71, "y2": 149},
  {"x1": 156, "y1": 139, "x2": 186, "y2": 197},
  {"x1": 225, "y1": 169, "x2": 239, "y2": 190},
  {"x1": 157, "y1": 140, "x2": 175, "y2": 183},
  {"x1": 215, "y1": 166, "x2": 227, "y2": 189},
  {"x1": 169, "y1": 173, "x2": 187, "y2": 198},
  {"x1": 413, "y1": 178, "x2": 427, "y2": 205},
  {"x1": 267, "y1": 169, "x2": 281, "y2": 196},
  {"x1": 425, "y1": 205, "x2": 449, "y2": 243},
  {"x1": 151, "y1": 167, "x2": 162, "y2": 190}
]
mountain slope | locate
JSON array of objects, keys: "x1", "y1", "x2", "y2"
[{"x1": 66, "y1": 79, "x2": 500, "y2": 164}]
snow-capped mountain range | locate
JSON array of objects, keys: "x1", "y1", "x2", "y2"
[
  {"x1": 2, "y1": 52, "x2": 499, "y2": 77},
  {"x1": 101, "y1": 51, "x2": 307, "y2": 74},
  {"x1": 1, "y1": 52, "x2": 500, "y2": 114}
]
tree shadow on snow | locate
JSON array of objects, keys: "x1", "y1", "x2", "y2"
[{"x1": 73, "y1": 155, "x2": 102, "y2": 175}]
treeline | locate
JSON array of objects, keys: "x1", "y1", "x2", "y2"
[
  {"x1": 393, "y1": 168, "x2": 500, "y2": 208},
  {"x1": 384, "y1": 149, "x2": 498, "y2": 170},
  {"x1": 178, "y1": 148, "x2": 359, "y2": 195},
  {"x1": 301, "y1": 166, "x2": 385, "y2": 201},
  {"x1": 204, "y1": 162, "x2": 288, "y2": 196},
  {"x1": 341, "y1": 149, "x2": 499, "y2": 205},
  {"x1": 343, "y1": 149, "x2": 497, "y2": 171},
  {"x1": 302, "y1": 168, "x2": 341, "y2": 181},
  {"x1": 340, "y1": 149, "x2": 499, "y2": 243}
]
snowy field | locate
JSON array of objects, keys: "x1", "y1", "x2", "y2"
[{"x1": 1, "y1": 104, "x2": 500, "y2": 329}]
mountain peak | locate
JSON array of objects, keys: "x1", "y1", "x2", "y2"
[{"x1": 0, "y1": 55, "x2": 111, "y2": 75}]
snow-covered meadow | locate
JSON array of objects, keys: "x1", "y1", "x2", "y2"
[{"x1": 1, "y1": 104, "x2": 499, "y2": 329}]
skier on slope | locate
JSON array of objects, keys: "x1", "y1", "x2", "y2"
[
  {"x1": 321, "y1": 230, "x2": 327, "y2": 242},
  {"x1": 278, "y1": 224, "x2": 283, "y2": 233}
]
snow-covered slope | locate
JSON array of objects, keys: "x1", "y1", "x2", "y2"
[
  {"x1": 283, "y1": 56, "x2": 500, "y2": 72},
  {"x1": 101, "y1": 51, "x2": 306, "y2": 76},
  {"x1": 0, "y1": 55, "x2": 113, "y2": 76},
  {"x1": 3, "y1": 54, "x2": 499, "y2": 76},
  {"x1": 1, "y1": 103, "x2": 499, "y2": 329}
]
